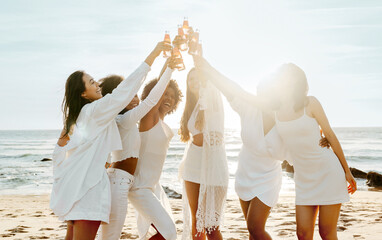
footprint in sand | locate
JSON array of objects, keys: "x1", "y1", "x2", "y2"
[
  {"x1": 175, "y1": 220, "x2": 183, "y2": 224},
  {"x1": 29, "y1": 236, "x2": 49, "y2": 239},
  {"x1": 337, "y1": 226, "x2": 346, "y2": 232},
  {"x1": 277, "y1": 221, "x2": 296, "y2": 226},
  {"x1": 120, "y1": 232, "x2": 138, "y2": 239},
  {"x1": 353, "y1": 234, "x2": 365, "y2": 239},
  {"x1": 39, "y1": 228, "x2": 54, "y2": 231}
]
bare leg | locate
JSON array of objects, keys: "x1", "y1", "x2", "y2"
[
  {"x1": 73, "y1": 220, "x2": 100, "y2": 240},
  {"x1": 185, "y1": 180, "x2": 206, "y2": 240},
  {"x1": 318, "y1": 204, "x2": 341, "y2": 240},
  {"x1": 246, "y1": 197, "x2": 272, "y2": 240},
  {"x1": 296, "y1": 205, "x2": 319, "y2": 240},
  {"x1": 239, "y1": 199, "x2": 254, "y2": 240},
  {"x1": 65, "y1": 221, "x2": 73, "y2": 240}
]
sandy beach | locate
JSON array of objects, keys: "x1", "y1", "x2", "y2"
[{"x1": 1, "y1": 191, "x2": 381, "y2": 240}]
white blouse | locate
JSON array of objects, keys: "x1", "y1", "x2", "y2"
[
  {"x1": 111, "y1": 67, "x2": 174, "y2": 162},
  {"x1": 229, "y1": 96, "x2": 286, "y2": 201},
  {"x1": 50, "y1": 62, "x2": 150, "y2": 218}
]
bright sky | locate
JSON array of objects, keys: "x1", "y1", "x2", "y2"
[{"x1": 0, "y1": 0, "x2": 381, "y2": 130}]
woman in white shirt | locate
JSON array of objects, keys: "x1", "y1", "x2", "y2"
[
  {"x1": 128, "y1": 69, "x2": 183, "y2": 240},
  {"x1": 97, "y1": 57, "x2": 178, "y2": 240},
  {"x1": 50, "y1": 42, "x2": 171, "y2": 240}
]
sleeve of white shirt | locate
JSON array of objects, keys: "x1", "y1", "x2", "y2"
[
  {"x1": 85, "y1": 62, "x2": 151, "y2": 125},
  {"x1": 205, "y1": 68, "x2": 256, "y2": 105},
  {"x1": 118, "y1": 67, "x2": 174, "y2": 129}
]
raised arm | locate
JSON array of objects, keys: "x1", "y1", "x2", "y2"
[
  {"x1": 118, "y1": 58, "x2": 177, "y2": 128},
  {"x1": 87, "y1": 42, "x2": 172, "y2": 126},
  {"x1": 309, "y1": 96, "x2": 357, "y2": 194},
  {"x1": 193, "y1": 55, "x2": 259, "y2": 105}
]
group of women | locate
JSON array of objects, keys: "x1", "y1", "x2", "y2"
[{"x1": 50, "y1": 39, "x2": 357, "y2": 240}]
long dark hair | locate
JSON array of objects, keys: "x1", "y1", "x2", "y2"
[{"x1": 61, "y1": 71, "x2": 91, "y2": 137}]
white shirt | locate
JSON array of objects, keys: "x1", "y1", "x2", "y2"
[
  {"x1": 111, "y1": 67, "x2": 174, "y2": 162},
  {"x1": 50, "y1": 62, "x2": 150, "y2": 218}
]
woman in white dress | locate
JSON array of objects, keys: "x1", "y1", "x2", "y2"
[
  {"x1": 178, "y1": 66, "x2": 228, "y2": 240},
  {"x1": 50, "y1": 42, "x2": 171, "y2": 240},
  {"x1": 193, "y1": 56, "x2": 330, "y2": 240},
  {"x1": 97, "y1": 57, "x2": 178, "y2": 239},
  {"x1": 128, "y1": 72, "x2": 183, "y2": 240},
  {"x1": 273, "y1": 63, "x2": 357, "y2": 240}
]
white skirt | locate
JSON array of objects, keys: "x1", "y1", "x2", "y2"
[
  {"x1": 180, "y1": 143, "x2": 203, "y2": 184},
  {"x1": 61, "y1": 175, "x2": 111, "y2": 223}
]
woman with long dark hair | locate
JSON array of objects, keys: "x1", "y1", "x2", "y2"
[
  {"x1": 97, "y1": 57, "x2": 178, "y2": 239},
  {"x1": 50, "y1": 42, "x2": 171, "y2": 240},
  {"x1": 273, "y1": 63, "x2": 356, "y2": 240}
]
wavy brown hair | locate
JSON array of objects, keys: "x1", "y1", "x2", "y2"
[
  {"x1": 99, "y1": 75, "x2": 123, "y2": 96},
  {"x1": 61, "y1": 71, "x2": 91, "y2": 137},
  {"x1": 141, "y1": 78, "x2": 183, "y2": 115},
  {"x1": 179, "y1": 68, "x2": 205, "y2": 142}
]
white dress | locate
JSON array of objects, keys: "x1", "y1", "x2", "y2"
[
  {"x1": 99, "y1": 67, "x2": 173, "y2": 239},
  {"x1": 230, "y1": 96, "x2": 286, "y2": 207},
  {"x1": 50, "y1": 62, "x2": 150, "y2": 223},
  {"x1": 128, "y1": 119, "x2": 177, "y2": 240},
  {"x1": 276, "y1": 108, "x2": 350, "y2": 205}
]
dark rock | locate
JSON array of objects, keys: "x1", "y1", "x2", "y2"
[
  {"x1": 281, "y1": 160, "x2": 294, "y2": 173},
  {"x1": 366, "y1": 171, "x2": 382, "y2": 187},
  {"x1": 41, "y1": 158, "x2": 52, "y2": 162},
  {"x1": 349, "y1": 167, "x2": 367, "y2": 179},
  {"x1": 162, "y1": 186, "x2": 182, "y2": 199}
]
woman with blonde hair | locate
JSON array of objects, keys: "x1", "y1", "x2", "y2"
[{"x1": 178, "y1": 67, "x2": 228, "y2": 240}]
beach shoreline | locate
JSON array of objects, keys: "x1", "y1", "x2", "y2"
[{"x1": 1, "y1": 190, "x2": 382, "y2": 239}]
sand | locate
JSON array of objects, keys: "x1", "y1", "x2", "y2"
[{"x1": 1, "y1": 191, "x2": 382, "y2": 239}]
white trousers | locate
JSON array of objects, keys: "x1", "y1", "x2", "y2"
[
  {"x1": 99, "y1": 168, "x2": 134, "y2": 240},
  {"x1": 129, "y1": 187, "x2": 177, "y2": 240}
]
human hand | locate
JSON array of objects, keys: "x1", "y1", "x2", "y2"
[
  {"x1": 151, "y1": 41, "x2": 172, "y2": 58},
  {"x1": 346, "y1": 171, "x2": 357, "y2": 194}
]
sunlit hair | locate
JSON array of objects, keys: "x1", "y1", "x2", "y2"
[
  {"x1": 276, "y1": 63, "x2": 308, "y2": 112},
  {"x1": 99, "y1": 75, "x2": 123, "y2": 96},
  {"x1": 62, "y1": 71, "x2": 91, "y2": 137},
  {"x1": 141, "y1": 78, "x2": 182, "y2": 115},
  {"x1": 256, "y1": 77, "x2": 281, "y2": 111},
  {"x1": 179, "y1": 68, "x2": 205, "y2": 142}
]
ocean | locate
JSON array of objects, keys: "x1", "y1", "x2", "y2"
[{"x1": 0, "y1": 128, "x2": 381, "y2": 197}]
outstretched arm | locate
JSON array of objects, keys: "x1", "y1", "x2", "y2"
[
  {"x1": 309, "y1": 96, "x2": 357, "y2": 194},
  {"x1": 88, "y1": 42, "x2": 172, "y2": 126},
  {"x1": 193, "y1": 55, "x2": 261, "y2": 106},
  {"x1": 118, "y1": 57, "x2": 178, "y2": 127}
]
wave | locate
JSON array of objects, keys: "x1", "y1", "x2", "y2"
[{"x1": 0, "y1": 153, "x2": 44, "y2": 159}]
